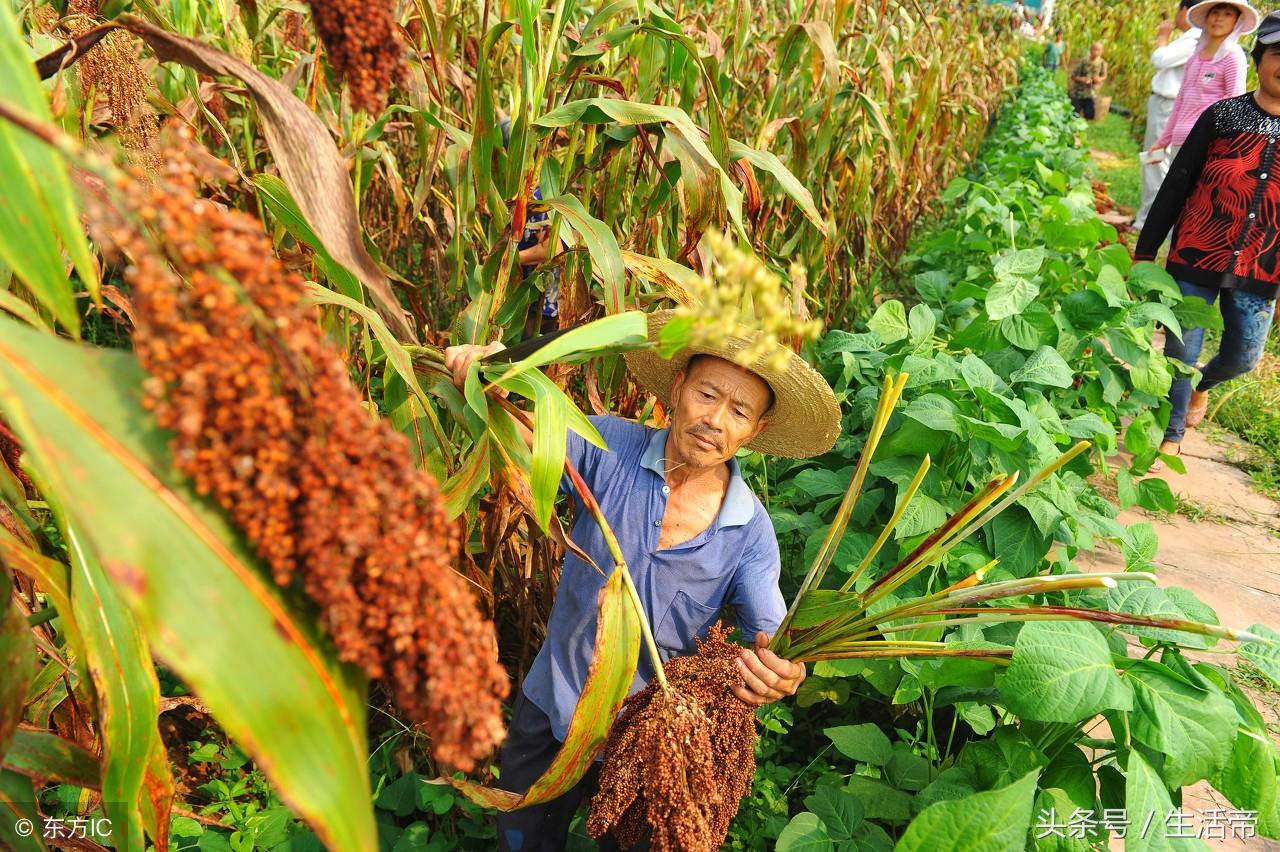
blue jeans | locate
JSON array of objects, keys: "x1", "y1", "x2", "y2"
[{"x1": 1163, "y1": 280, "x2": 1277, "y2": 443}]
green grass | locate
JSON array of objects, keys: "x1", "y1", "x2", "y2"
[
  {"x1": 1207, "y1": 327, "x2": 1280, "y2": 500},
  {"x1": 1084, "y1": 112, "x2": 1141, "y2": 214}
]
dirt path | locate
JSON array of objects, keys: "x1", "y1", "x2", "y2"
[{"x1": 1079, "y1": 429, "x2": 1280, "y2": 850}]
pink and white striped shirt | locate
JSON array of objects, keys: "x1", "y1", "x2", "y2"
[{"x1": 1156, "y1": 43, "x2": 1247, "y2": 148}]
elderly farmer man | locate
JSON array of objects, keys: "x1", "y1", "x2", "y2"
[{"x1": 444, "y1": 310, "x2": 841, "y2": 851}]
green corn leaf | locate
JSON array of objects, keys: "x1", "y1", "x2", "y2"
[
  {"x1": 0, "y1": 5, "x2": 99, "y2": 334},
  {"x1": 2, "y1": 726, "x2": 100, "y2": 790},
  {"x1": 450, "y1": 565, "x2": 640, "y2": 809}
]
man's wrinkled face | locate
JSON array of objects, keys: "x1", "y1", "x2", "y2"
[
  {"x1": 1090, "y1": 42, "x2": 1103, "y2": 59},
  {"x1": 668, "y1": 356, "x2": 772, "y2": 470}
]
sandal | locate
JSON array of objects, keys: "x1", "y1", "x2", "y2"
[
  {"x1": 1149, "y1": 441, "x2": 1181, "y2": 475},
  {"x1": 1185, "y1": 389, "x2": 1210, "y2": 429}
]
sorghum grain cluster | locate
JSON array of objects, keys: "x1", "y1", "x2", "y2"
[
  {"x1": 66, "y1": 0, "x2": 161, "y2": 172},
  {"x1": 305, "y1": 0, "x2": 405, "y2": 114},
  {"x1": 86, "y1": 127, "x2": 507, "y2": 771},
  {"x1": 588, "y1": 624, "x2": 758, "y2": 851}
]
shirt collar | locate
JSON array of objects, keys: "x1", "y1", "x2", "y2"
[{"x1": 640, "y1": 427, "x2": 755, "y2": 529}]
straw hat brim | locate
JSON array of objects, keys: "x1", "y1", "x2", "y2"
[
  {"x1": 623, "y1": 310, "x2": 842, "y2": 459},
  {"x1": 1188, "y1": 0, "x2": 1259, "y2": 34}
]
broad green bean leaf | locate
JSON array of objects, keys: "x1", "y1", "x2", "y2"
[
  {"x1": 1211, "y1": 724, "x2": 1280, "y2": 836},
  {"x1": 1127, "y1": 262, "x2": 1182, "y2": 299},
  {"x1": 1127, "y1": 302, "x2": 1183, "y2": 342},
  {"x1": 1120, "y1": 522, "x2": 1159, "y2": 569},
  {"x1": 988, "y1": 508, "x2": 1046, "y2": 577},
  {"x1": 904, "y1": 394, "x2": 961, "y2": 435},
  {"x1": 908, "y1": 304, "x2": 936, "y2": 347},
  {"x1": 960, "y1": 354, "x2": 1007, "y2": 393},
  {"x1": 1135, "y1": 478, "x2": 1177, "y2": 514},
  {"x1": 450, "y1": 567, "x2": 640, "y2": 809},
  {"x1": 537, "y1": 196, "x2": 627, "y2": 314},
  {"x1": 896, "y1": 770, "x2": 1039, "y2": 852},
  {"x1": 959, "y1": 416, "x2": 1026, "y2": 451},
  {"x1": 993, "y1": 247, "x2": 1046, "y2": 279},
  {"x1": 0, "y1": 317, "x2": 375, "y2": 852},
  {"x1": 914, "y1": 270, "x2": 952, "y2": 303},
  {"x1": 1009, "y1": 346, "x2": 1074, "y2": 388},
  {"x1": 1105, "y1": 585, "x2": 1206, "y2": 648},
  {"x1": 1061, "y1": 412, "x2": 1112, "y2": 441},
  {"x1": 1124, "y1": 751, "x2": 1209, "y2": 851},
  {"x1": 901, "y1": 354, "x2": 957, "y2": 388},
  {"x1": 1171, "y1": 295, "x2": 1223, "y2": 332},
  {"x1": 776, "y1": 812, "x2": 833, "y2": 851},
  {"x1": 844, "y1": 776, "x2": 912, "y2": 823},
  {"x1": 1001, "y1": 621, "x2": 1133, "y2": 722},
  {"x1": 825, "y1": 724, "x2": 893, "y2": 767},
  {"x1": 805, "y1": 784, "x2": 864, "y2": 842},
  {"x1": 1127, "y1": 659, "x2": 1236, "y2": 788},
  {"x1": 1090, "y1": 265, "x2": 1128, "y2": 308},
  {"x1": 999, "y1": 315, "x2": 1041, "y2": 350},
  {"x1": 867, "y1": 300, "x2": 909, "y2": 343},
  {"x1": 1239, "y1": 624, "x2": 1280, "y2": 688},
  {"x1": 893, "y1": 491, "x2": 947, "y2": 539},
  {"x1": 1130, "y1": 358, "x2": 1173, "y2": 397},
  {"x1": 985, "y1": 273, "x2": 1041, "y2": 321}
]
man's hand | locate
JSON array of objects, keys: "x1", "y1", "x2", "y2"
[
  {"x1": 1156, "y1": 17, "x2": 1175, "y2": 45},
  {"x1": 442, "y1": 341, "x2": 506, "y2": 391},
  {"x1": 733, "y1": 631, "x2": 806, "y2": 706}
]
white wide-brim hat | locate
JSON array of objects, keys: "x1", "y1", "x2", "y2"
[
  {"x1": 1188, "y1": 0, "x2": 1260, "y2": 35},
  {"x1": 624, "y1": 310, "x2": 842, "y2": 459}
]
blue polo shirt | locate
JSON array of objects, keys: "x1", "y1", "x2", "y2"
[{"x1": 521, "y1": 414, "x2": 787, "y2": 742}]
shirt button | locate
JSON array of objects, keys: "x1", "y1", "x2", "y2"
[
  {"x1": 653, "y1": 520, "x2": 661, "y2": 527},
  {"x1": 1263, "y1": 172, "x2": 1270, "y2": 179},
  {"x1": 1250, "y1": 212, "x2": 1257, "y2": 218},
  {"x1": 1234, "y1": 250, "x2": 1242, "y2": 256},
  {"x1": 661, "y1": 485, "x2": 670, "y2": 494}
]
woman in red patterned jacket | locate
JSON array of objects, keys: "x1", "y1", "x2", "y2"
[{"x1": 1135, "y1": 11, "x2": 1280, "y2": 462}]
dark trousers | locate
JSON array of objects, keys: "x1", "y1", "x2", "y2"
[
  {"x1": 496, "y1": 693, "x2": 645, "y2": 851},
  {"x1": 1071, "y1": 96, "x2": 1096, "y2": 120}
]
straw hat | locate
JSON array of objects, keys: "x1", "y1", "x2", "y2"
[
  {"x1": 1188, "y1": 0, "x2": 1260, "y2": 35},
  {"x1": 624, "y1": 310, "x2": 842, "y2": 459}
]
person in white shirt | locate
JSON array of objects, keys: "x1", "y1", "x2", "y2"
[{"x1": 1134, "y1": 0, "x2": 1202, "y2": 230}]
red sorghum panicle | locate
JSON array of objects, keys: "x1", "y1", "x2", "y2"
[
  {"x1": 588, "y1": 624, "x2": 759, "y2": 851},
  {"x1": 85, "y1": 127, "x2": 507, "y2": 771},
  {"x1": 305, "y1": 0, "x2": 405, "y2": 114}
]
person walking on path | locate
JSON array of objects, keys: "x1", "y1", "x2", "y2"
[
  {"x1": 1134, "y1": 10, "x2": 1280, "y2": 463},
  {"x1": 1044, "y1": 30, "x2": 1067, "y2": 73},
  {"x1": 444, "y1": 312, "x2": 841, "y2": 851},
  {"x1": 1146, "y1": 0, "x2": 1258, "y2": 164},
  {"x1": 1070, "y1": 42, "x2": 1109, "y2": 120},
  {"x1": 1133, "y1": 0, "x2": 1202, "y2": 231}
]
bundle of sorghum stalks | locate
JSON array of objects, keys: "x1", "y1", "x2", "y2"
[
  {"x1": 86, "y1": 126, "x2": 507, "y2": 771},
  {"x1": 305, "y1": 0, "x2": 405, "y2": 115},
  {"x1": 588, "y1": 624, "x2": 758, "y2": 852}
]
